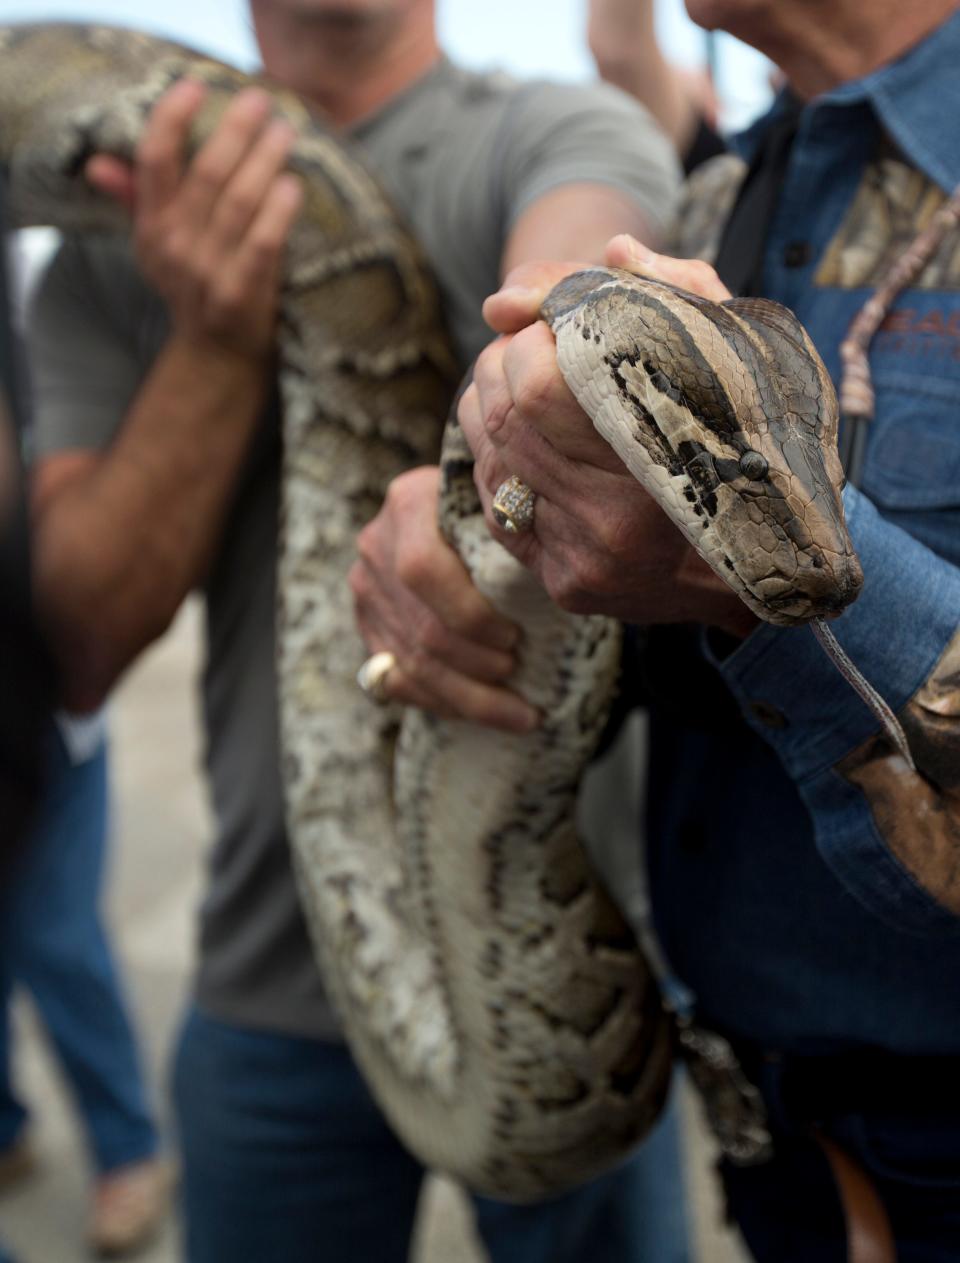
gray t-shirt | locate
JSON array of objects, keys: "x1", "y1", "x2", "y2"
[{"x1": 28, "y1": 58, "x2": 678, "y2": 1038}]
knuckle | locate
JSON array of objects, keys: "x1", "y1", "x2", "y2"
[
  {"x1": 225, "y1": 189, "x2": 260, "y2": 227},
  {"x1": 416, "y1": 618, "x2": 449, "y2": 656},
  {"x1": 386, "y1": 469, "x2": 428, "y2": 517},
  {"x1": 354, "y1": 522, "x2": 380, "y2": 567},
  {"x1": 161, "y1": 231, "x2": 192, "y2": 272},
  {"x1": 248, "y1": 228, "x2": 284, "y2": 266},
  {"x1": 549, "y1": 551, "x2": 609, "y2": 611},
  {"x1": 135, "y1": 130, "x2": 169, "y2": 169},
  {"x1": 577, "y1": 555, "x2": 618, "y2": 599},
  {"x1": 395, "y1": 541, "x2": 433, "y2": 593},
  {"x1": 594, "y1": 511, "x2": 636, "y2": 568},
  {"x1": 512, "y1": 366, "x2": 554, "y2": 424},
  {"x1": 473, "y1": 448, "x2": 502, "y2": 496},
  {"x1": 405, "y1": 642, "x2": 434, "y2": 684},
  {"x1": 481, "y1": 396, "x2": 512, "y2": 445},
  {"x1": 191, "y1": 150, "x2": 227, "y2": 191},
  {"x1": 551, "y1": 584, "x2": 591, "y2": 615},
  {"x1": 383, "y1": 474, "x2": 411, "y2": 515}
]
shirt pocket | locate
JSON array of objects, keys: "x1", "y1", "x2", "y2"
[{"x1": 861, "y1": 371, "x2": 960, "y2": 512}]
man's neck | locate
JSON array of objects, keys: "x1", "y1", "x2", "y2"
[
  {"x1": 726, "y1": 0, "x2": 958, "y2": 100},
  {"x1": 250, "y1": 4, "x2": 440, "y2": 129}
]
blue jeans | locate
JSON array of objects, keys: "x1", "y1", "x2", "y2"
[
  {"x1": 719, "y1": 1056, "x2": 960, "y2": 1262},
  {"x1": 172, "y1": 1006, "x2": 691, "y2": 1263},
  {"x1": 0, "y1": 731, "x2": 157, "y2": 1173}
]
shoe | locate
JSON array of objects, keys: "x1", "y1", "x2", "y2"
[
  {"x1": 0, "y1": 1132, "x2": 37, "y2": 1194},
  {"x1": 87, "y1": 1156, "x2": 173, "y2": 1258}
]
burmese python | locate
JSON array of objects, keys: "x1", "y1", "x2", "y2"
[{"x1": 1, "y1": 24, "x2": 868, "y2": 1198}]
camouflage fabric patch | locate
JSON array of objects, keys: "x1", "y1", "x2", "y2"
[
  {"x1": 667, "y1": 153, "x2": 746, "y2": 264},
  {"x1": 838, "y1": 627, "x2": 960, "y2": 913},
  {"x1": 816, "y1": 155, "x2": 960, "y2": 290}
]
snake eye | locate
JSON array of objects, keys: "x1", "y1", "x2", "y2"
[{"x1": 739, "y1": 450, "x2": 768, "y2": 480}]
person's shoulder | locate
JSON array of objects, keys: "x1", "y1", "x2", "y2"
[
  {"x1": 485, "y1": 69, "x2": 679, "y2": 190},
  {"x1": 514, "y1": 75, "x2": 657, "y2": 118},
  {"x1": 439, "y1": 59, "x2": 519, "y2": 104}
]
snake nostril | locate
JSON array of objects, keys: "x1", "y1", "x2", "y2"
[{"x1": 812, "y1": 555, "x2": 824, "y2": 569}]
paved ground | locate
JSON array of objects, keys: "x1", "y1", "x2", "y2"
[{"x1": 2, "y1": 603, "x2": 748, "y2": 1262}]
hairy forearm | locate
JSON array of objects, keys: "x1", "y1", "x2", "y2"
[{"x1": 33, "y1": 336, "x2": 269, "y2": 710}]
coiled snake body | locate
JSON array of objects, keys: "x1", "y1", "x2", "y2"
[{"x1": 1, "y1": 25, "x2": 862, "y2": 1198}]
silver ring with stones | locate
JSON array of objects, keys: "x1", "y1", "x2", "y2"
[
  {"x1": 492, "y1": 475, "x2": 537, "y2": 534},
  {"x1": 356, "y1": 651, "x2": 397, "y2": 704}
]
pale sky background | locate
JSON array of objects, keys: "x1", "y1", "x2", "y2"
[{"x1": 0, "y1": 1, "x2": 772, "y2": 130}]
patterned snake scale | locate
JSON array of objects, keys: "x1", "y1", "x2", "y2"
[{"x1": 0, "y1": 25, "x2": 862, "y2": 1199}]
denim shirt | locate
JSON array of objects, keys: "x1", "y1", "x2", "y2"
[{"x1": 647, "y1": 13, "x2": 960, "y2": 1055}]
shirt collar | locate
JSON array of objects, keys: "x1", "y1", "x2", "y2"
[
  {"x1": 347, "y1": 54, "x2": 455, "y2": 140},
  {"x1": 735, "y1": 10, "x2": 960, "y2": 194}
]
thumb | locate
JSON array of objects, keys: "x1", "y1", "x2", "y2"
[
  {"x1": 482, "y1": 259, "x2": 587, "y2": 335},
  {"x1": 605, "y1": 233, "x2": 732, "y2": 302},
  {"x1": 84, "y1": 155, "x2": 137, "y2": 214}
]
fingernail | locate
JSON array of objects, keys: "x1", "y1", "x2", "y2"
[
  {"x1": 607, "y1": 233, "x2": 648, "y2": 268},
  {"x1": 174, "y1": 77, "x2": 205, "y2": 101},
  {"x1": 625, "y1": 239, "x2": 652, "y2": 266}
]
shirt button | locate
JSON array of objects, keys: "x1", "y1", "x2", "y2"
[
  {"x1": 783, "y1": 240, "x2": 812, "y2": 268},
  {"x1": 748, "y1": 700, "x2": 789, "y2": 729}
]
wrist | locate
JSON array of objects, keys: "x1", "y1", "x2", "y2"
[{"x1": 164, "y1": 330, "x2": 274, "y2": 392}]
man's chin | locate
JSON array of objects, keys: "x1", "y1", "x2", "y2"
[
  {"x1": 683, "y1": 0, "x2": 769, "y2": 34},
  {"x1": 264, "y1": 0, "x2": 401, "y2": 21}
]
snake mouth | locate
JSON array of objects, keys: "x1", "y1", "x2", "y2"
[
  {"x1": 753, "y1": 550, "x2": 864, "y2": 624},
  {"x1": 763, "y1": 590, "x2": 846, "y2": 622}
]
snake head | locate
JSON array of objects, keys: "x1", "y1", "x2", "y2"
[
  {"x1": 543, "y1": 270, "x2": 864, "y2": 627},
  {"x1": 709, "y1": 296, "x2": 864, "y2": 625},
  {"x1": 703, "y1": 425, "x2": 864, "y2": 627}
]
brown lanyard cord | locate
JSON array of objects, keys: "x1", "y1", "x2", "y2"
[{"x1": 838, "y1": 181, "x2": 960, "y2": 484}]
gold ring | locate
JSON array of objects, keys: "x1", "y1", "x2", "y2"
[
  {"x1": 356, "y1": 651, "x2": 397, "y2": 703},
  {"x1": 492, "y1": 475, "x2": 536, "y2": 534}
]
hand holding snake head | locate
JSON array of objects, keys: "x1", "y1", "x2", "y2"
[
  {"x1": 353, "y1": 237, "x2": 865, "y2": 725},
  {"x1": 472, "y1": 236, "x2": 864, "y2": 630}
]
